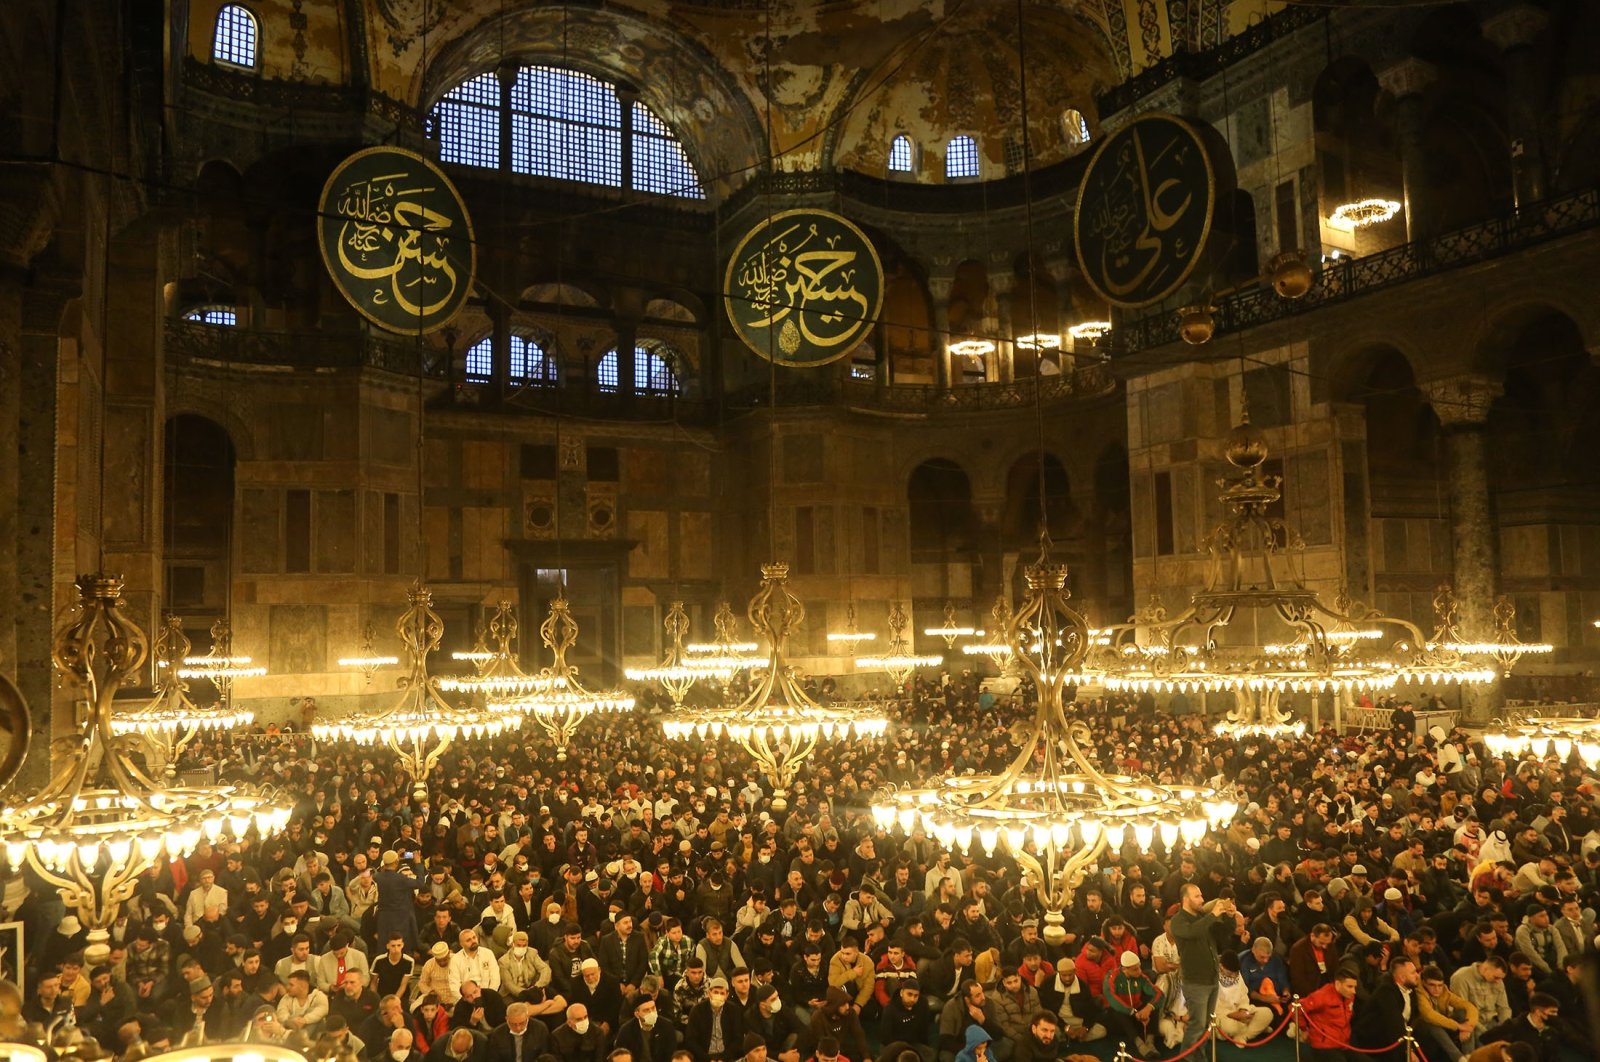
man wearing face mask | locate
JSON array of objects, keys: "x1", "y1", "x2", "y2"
[
  {"x1": 500, "y1": 930, "x2": 553, "y2": 1001},
  {"x1": 386, "y1": 1027, "x2": 424, "y2": 1062},
  {"x1": 687, "y1": 977, "x2": 745, "y2": 1062},
  {"x1": 486, "y1": 1002, "x2": 549, "y2": 1062},
  {"x1": 616, "y1": 993, "x2": 679, "y2": 1062},
  {"x1": 532, "y1": 901, "x2": 569, "y2": 956},
  {"x1": 552, "y1": 1003, "x2": 607, "y2": 1062},
  {"x1": 745, "y1": 984, "x2": 802, "y2": 1062}
]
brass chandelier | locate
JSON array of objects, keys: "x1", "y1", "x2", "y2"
[
  {"x1": 1484, "y1": 711, "x2": 1600, "y2": 769},
  {"x1": 873, "y1": 543, "x2": 1235, "y2": 919},
  {"x1": 313, "y1": 583, "x2": 514, "y2": 799},
  {"x1": 662, "y1": 562, "x2": 888, "y2": 810},
  {"x1": 626, "y1": 601, "x2": 737, "y2": 707},
  {"x1": 855, "y1": 601, "x2": 942, "y2": 687},
  {"x1": 175, "y1": 616, "x2": 265, "y2": 705},
  {"x1": 962, "y1": 596, "x2": 1020, "y2": 673},
  {"x1": 0, "y1": 574, "x2": 290, "y2": 940},
  {"x1": 338, "y1": 622, "x2": 399, "y2": 686},
  {"x1": 514, "y1": 595, "x2": 634, "y2": 760},
  {"x1": 924, "y1": 600, "x2": 977, "y2": 648},
  {"x1": 112, "y1": 615, "x2": 253, "y2": 776},
  {"x1": 1427, "y1": 587, "x2": 1552, "y2": 677},
  {"x1": 438, "y1": 601, "x2": 564, "y2": 700},
  {"x1": 1094, "y1": 418, "x2": 1495, "y2": 738}
]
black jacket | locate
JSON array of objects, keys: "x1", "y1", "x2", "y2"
[
  {"x1": 685, "y1": 999, "x2": 746, "y2": 1062},
  {"x1": 613, "y1": 1016, "x2": 679, "y2": 1062},
  {"x1": 484, "y1": 1020, "x2": 550, "y2": 1062}
]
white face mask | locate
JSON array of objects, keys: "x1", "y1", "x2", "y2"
[
  {"x1": 573, "y1": 1019, "x2": 590, "y2": 1035},
  {"x1": 759, "y1": 856, "x2": 770, "y2": 864},
  {"x1": 548, "y1": 912, "x2": 562, "y2": 924},
  {"x1": 511, "y1": 946, "x2": 527, "y2": 958},
  {"x1": 640, "y1": 1012, "x2": 657, "y2": 1029},
  {"x1": 392, "y1": 1052, "x2": 409, "y2": 1060},
  {"x1": 767, "y1": 999, "x2": 782, "y2": 1014}
]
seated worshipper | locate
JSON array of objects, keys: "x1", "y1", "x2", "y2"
[
  {"x1": 277, "y1": 970, "x2": 331, "y2": 1037},
  {"x1": 570, "y1": 957, "x2": 624, "y2": 1037},
  {"x1": 1296, "y1": 970, "x2": 1358, "y2": 1062},
  {"x1": 410, "y1": 995, "x2": 452, "y2": 1055},
  {"x1": 500, "y1": 930, "x2": 554, "y2": 1001},
  {"x1": 1048, "y1": 963, "x2": 1107, "y2": 1047},
  {"x1": 1101, "y1": 950, "x2": 1163, "y2": 1059},
  {"x1": 1238, "y1": 937, "x2": 1291, "y2": 1018},
  {"x1": 418, "y1": 942, "x2": 460, "y2": 1006},
  {"x1": 1215, "y1": 950, "x2": 1274, "y2": 1044},
  {"x1": 613, "y1": 993, "x2": 681, "y2": 1062},
  {"x1": 935, "y1": 980, "x2": 1008, "y2": 1062},
  {"x1": 686, "y1": 977, "x2": 746, "y2": 1062},
  {"x1": 1288, "y1": 924, "x2": 1343, "y2": 998},
  {"x1": 384, "y1": 1027, "x2": 425, "y2": 1062},
  {"x1": 1008, "y1": 1011, "x2": 1061, "y2": 1062},
  {"x1": 809, "y1": 987, "x2": 869, "y2": 1062},
  {"x1": 426, "y1": 1027, "x2": 486, "y2": 1062},
  {"x1": 1415, "y1": 964, "x2": 1480, "y2": 1062},
  {"x1": 552, "y1": 1002, "x2": 609, "y2": 1062},
  {"x1": 485, "y1": 1001, "x2": 550, "y2": 1062},
  {"x1": 315, "y1": 931, "x2": 372, "y2": 992},
  {"x1": 877, "y1": 980, "x2": 935, "y2": 1062},
  {"x1": 453, "y1": 980, "x2": 509, "y2": 1035}
]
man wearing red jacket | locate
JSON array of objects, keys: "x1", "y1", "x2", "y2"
[
  {"x1": 1073, "y1": 938, "x2": 1118, "y2": 1007},
  {"x1": 1298, "y1": 971, "x2": 1359, "y2": 1062},
  {"x1": 873, "y1": 943, "x2": 918, "y2": 1008}
]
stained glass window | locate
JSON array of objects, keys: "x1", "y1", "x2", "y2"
[{"x1": 213, "y1": 5, "x2": 258, "y2": 69}]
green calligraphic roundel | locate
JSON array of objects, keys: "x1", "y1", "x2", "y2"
[
  {"x1": 1074, "y1": 113, "x2": 1222, "y2": 309},
  {"x1": 725, "y1": 208, "x2": 884, "y2": 367},
  {"x1": 317, "y1": 146, "x2": 476, "y2": 335}
]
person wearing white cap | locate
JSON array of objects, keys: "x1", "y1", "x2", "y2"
[{"x1": 1103, "y1": 950, "x2": 1162, "y2": 1056}]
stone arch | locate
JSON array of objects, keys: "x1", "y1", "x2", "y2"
[{"x1": 906, "y1": 458, "x2": 977, "y2": 562}]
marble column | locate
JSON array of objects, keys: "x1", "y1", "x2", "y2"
[
  {"x1": 488, "y1": 299, "x2": 511, "y2": 402},
  {"x1": 1378, "y1": 58, "x2": 1440, "y2": 243},
  {"x1": 1483, "y1": 4, "x2": 1549, "y2": 209},
  {"x1": 1423, "y1": 373, "x2": 1503, "y2": 722}
]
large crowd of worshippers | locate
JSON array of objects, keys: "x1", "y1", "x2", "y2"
[{"x1": 11, "y1": 671, "x2": 1599, "y2": 1062}]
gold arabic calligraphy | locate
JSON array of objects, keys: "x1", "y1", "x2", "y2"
[
  {"x1": 333, "y1": 170, "x2": 462, "y2": 321},
  {"x1": 1081, "y1": 124, "x2": 1204, "y2": 305},
  {"x1": 734, "y1": 221, "x2": 871, "y2": 356}
]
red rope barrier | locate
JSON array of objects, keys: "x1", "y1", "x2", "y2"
[
  {"x1": 1295, "y1": 1007, "x2": 1409, "y2": 1054},
  {"x1": 1117, "y1": 1023, "x2": 1211, "y2": 1062},
  {"x1": 1213, "y1": 1005, "x2": 1298, "y2": 1048}
]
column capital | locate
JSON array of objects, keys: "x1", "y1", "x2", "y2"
[
  {"x1": 1421, "y1": 373, "x2": 1503, "y2": 426},
  {"x1": 926, "y1": 275, "x2": 954, "y2": 300},
  {"x1": 494, "y1": 61, "x2": 520, "y2": 90},
  {"x1": 1483, "y1": 5, "x2": 1548, "y2": 52},
  {"x1": 1378, "y1": 57, "x2": 1438, "y2": 101}
]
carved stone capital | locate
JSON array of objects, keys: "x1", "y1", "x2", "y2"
[
  {"x1": 926, "y1": 275, "x2": 954, "y2": 301},
  {"x1": 1482, "y1": 5, "x2": 1548, "y2": 51},
  {"x1": 1421, "y1": 373, "x2": 1503, "y2": 426},
  {"x1": 1377, "y1": 57, "x2": 1438, "y2": 101}
]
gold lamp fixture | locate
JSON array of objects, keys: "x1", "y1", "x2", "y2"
[
  {"x1": 175, "y1": 616, "x2": 265, "y2": 705},
  {"x1": 313, "y1": 583, "x2": 515, "y2": 799},
  {"x1": 662, "y1": 563, "x2": 888, "y2": 811},
  {"x1": 686, "y1": 601, "x2": 760, "y2": 656},
  {"x1": 0, "y1": 574, "x2": 290, "y2": 942},
  {"x1": 826, "y1": 601, "x2": 878, "y2": 645},
  {"x1": 438, "y1": 601, "x2": 564, "y2": 700},
  {"x1": 338, "y1": 622, "x2": 399, "y2": 686},
  {"x1": 855, "y1": 601, "x2": 943, "y2": 688},
  {"x1": 1094, "y1": 419, "x2": 1496, "y2": 739},
  {"x1": 626, "y1": 601, "x2": 737, "y2": 707},
  {"x1": 517, "y1": 595, "x2": 635, "y2": 760},
  {"x1": 112, "y1": 615, "x2": 253, "y2": 776},
  {"x1": 873, "y1": 542, "x2": 1235, "y2": 921},
  {"x1": 1483, "y1": 712, "x2": 1600, "y2": 769},
  {"x1": 1427, "y1": 587, "x2": 1553, "y2": 677},
  {"x1": 924, "y1": 600, "x2": 976, "y2": 648},
  {"x1": 962, "y1": 595, "x2": 1020, "y2": 673}
]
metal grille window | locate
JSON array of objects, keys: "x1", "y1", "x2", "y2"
[
  {"x1": 464, "y1": 337, "x2": 493, "y2": 381},
  {"x1": 888, "y1": 135, "x2": 914, "y2": 173},
  {"x1": 632, "y1": 103, "x2": 705, "y2": 199},
  {"x1": 212, "y1": 4, "x2": 258, "y2": 69},
  {"x1": 946, "y1": 135, "x2": 979, "y2": 180},
  {"x1": 182, "y1": 305, "x2": 238, "y2": 326},
  {"x1": 509, "y1": 333, "x2": 557, "y2": 385},
  {"x1": 436, "y1": 73, "x2": 500, "y2": 169},
  {"x1": 597, "y1": 343, "x2": 682, "y2": 395},
  {"x1": 432, "y1": 66, "x2": 704, "y2": 198},
  {"x1": 511, "y1": 68, "x2": 622, "y2": 186}
]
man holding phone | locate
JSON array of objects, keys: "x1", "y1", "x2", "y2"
[{"x1": 1171, "y1": 883, "x2": 1237, "y2": 1049}]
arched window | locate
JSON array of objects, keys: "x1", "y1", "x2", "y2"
[
  {"x1": 432, "y1": 66, "x2": 706, "y2": 199},
  {"x1": 182, "y1": 305, "x2": 238, "y2": 326},
  {"x1": 946, "y1": 135, "x2": 979, "y2": 180},
  {"x1": 597, "y1": 341, "x2": 682, "y2": 396},
  {"x1": 212, "y1": 4, "x2": 259, "y2": 69},
  {"x1": 509, "y1": 333, "x2": 557, "y2": 385},
  {"x1": 888, "y1": 135, "x2": 914, "y2": 174},
  {"x1": 1062, "y1": 109, "x2": 1091, "y2": 151},
  {"x1": 464, "y1": 336, "x2": 494, "y2": 382}
]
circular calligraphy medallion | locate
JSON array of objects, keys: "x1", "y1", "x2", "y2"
[
  {"x1": 317, "y1": 146, "x2": 476, "y2": 336},
  {"x1": 724, "y1": 208, "x2": 884, "y2": 367},
  {"x1": 1074, "y1": 113, "x2": 1221, "y2": 309}
]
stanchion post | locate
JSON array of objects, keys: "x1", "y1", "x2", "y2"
[
  {"x1": 1116, "y1": 1040, "x2": 1129, "y2": 1062},
  {"x1": 1291, "y1": 997, "x2": 1301, "y2": 1062},
  {"x1": 1403, "y1": 1023, "x2": 1418, "y2": 1062},
  {"x1": 1210, "y1": 1012, "x2": 1219, "y2": 1062}
]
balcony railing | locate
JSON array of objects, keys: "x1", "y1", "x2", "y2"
[
  {"x1": 726, "y1": 365, "x2": 1117, "y2": 413},
  {"x1": 165, "y1": 317, "x2": 441, "y2": 375},
  {"x1": 1115, "y1": 185, "x2": 1600, "y2": 354}
]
